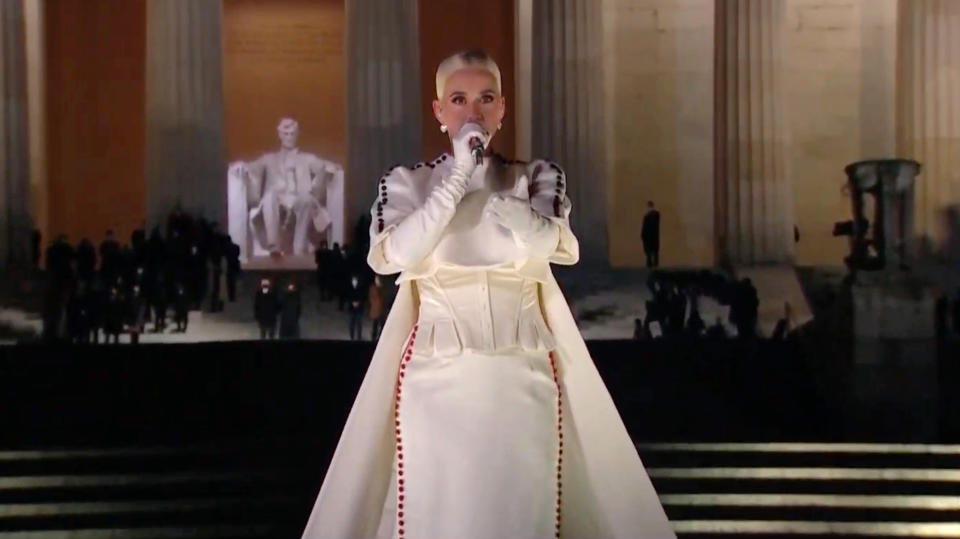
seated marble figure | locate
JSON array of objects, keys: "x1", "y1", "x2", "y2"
[{"x1": 227, "y1": 118, "x2": 343, "y2": 261}]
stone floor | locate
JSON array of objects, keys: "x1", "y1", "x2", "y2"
[
  {"x1": 1, "y1": 265, "x2": 816, "y2": 344},
  {"x1": 2, "y1": 261, "x2": 956, "y2": 345}
]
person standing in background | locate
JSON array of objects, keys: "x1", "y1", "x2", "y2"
[
  {"x1": 226, "y1": 239, "x2": 241, "y2": 303},
  {"x1": 642, "y1": 201, "x2": 661, "y2": 268},
  {"x1": 172, "y1": 283, "x2": 190, "y2": 333},
  {"x1": 346, "y1": 275, "x2": 365, "y2": 341},
  {"x1": 254, "y1": 278, "x2": 280, "y2": 340},
  {"x1": 367, "y1": 275, "x2": 385, "y2": 341},
  {"x1": 279, "y1": 280, "x2": 302, "y2": 339}
]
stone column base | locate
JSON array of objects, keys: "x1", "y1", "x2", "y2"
[{"x1": 852, "y1": 274, "x2": 935, "y2": 340}]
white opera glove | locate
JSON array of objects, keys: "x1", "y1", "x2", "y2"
[
  {"x1": 450, "y1": 122, "x2": 489, "y2": 177},
  {"x1": 382, "y1": 177, "x2": 467, "y2": 268},
  {"x1": 380, "y1": 123, "x2": 491, "y2": 268},
  {"x1": 381, "y1": 140, "x2": 482, "y2": 270},
  {"x1": 486, "y1": 192, "x2": 560, "y2": 258}
]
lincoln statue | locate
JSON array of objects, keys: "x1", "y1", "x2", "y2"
[{"x1": 227, "y1": 118, "x2": 344, "y2": 262}]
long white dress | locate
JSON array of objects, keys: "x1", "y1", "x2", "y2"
[{"x1": 301, "y1": 154, "x2": 676, "y2": 539}]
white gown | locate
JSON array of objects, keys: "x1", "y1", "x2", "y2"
[{"x1": 301, "y1": 154, "x2": 676, "y2": 539}]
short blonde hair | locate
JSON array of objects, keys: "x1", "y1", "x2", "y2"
[{"x1": 435, "y1": 49, "x2": 502, "y2": 100}]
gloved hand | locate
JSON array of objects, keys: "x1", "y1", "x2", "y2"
[
  {"x1": 450, "y1": 122, "x2": 489, "y2": 173},
  {"x1": 485, "y1": 176, "x2": 560, "y2": 257},
  {"x1": 439, "y1": 121, "x2": 489, "y2": 198},
  {"x1": 486, "y1": 194, "x2": 538, "y2": 235},
  {"x1": 380, "y1": 124, "x2": 489, "y2": 269}
]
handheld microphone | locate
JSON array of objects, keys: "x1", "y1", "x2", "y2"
[{"x1": 469, "y1": 136, "x2": 484, "y2": 165}]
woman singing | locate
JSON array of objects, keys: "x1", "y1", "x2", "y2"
[{"x1": 302, "y1": 49, "x2": 675, "y2": 539}]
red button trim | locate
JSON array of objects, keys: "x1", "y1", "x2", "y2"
[
  {"x1": 549, "y1": 351, "x2": 563, "y2": 537},
  {"x1": 394, "y1": 324, "x2": 417, "y2": 538}
]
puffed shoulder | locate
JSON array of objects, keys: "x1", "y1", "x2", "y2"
[
  {"x1": 367, "y1": 157, "x2": 452, "y2": 275},
  {"x1": 512, "y1": 158, "x2": 578, "y2": 266},
  {"x1": 367, "y1": 155, "x2": 578, "y2": 272},
  {"x1": 523, "y1": 159, "x2": 571, "y2": 221},
  {"x1": 371, "y1": 157, "x2": 450, "y2": 235}
]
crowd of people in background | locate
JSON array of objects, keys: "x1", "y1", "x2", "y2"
[
  {"x1": 634, "y1": 270, "x2": 770, "y2": 340},
  {"x1": 36, "y1": 210, "x2": 392, "y2": 344},
  {"x1": 309, "y1": 214, "x2": 389, "y2": 342},
  {"x1": 250, "y1": 254, "x2": 388, "y2": 343},
  {"x1": 40, "y1": 209, "x2": 241, "y2": 343},
  {"x1": 36, "y1": 207, "x2": 881, "y2": 344}
]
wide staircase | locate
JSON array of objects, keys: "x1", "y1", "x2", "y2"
[
  {"x1": 642, "y1": 442, "x2": 960, "y2": 538},
  {"x1": 0, "y1": 440, "x2": 958, "y2": 538},
  {"x1": 0, "y1": 438, "x2": 323, "y2": 538}
]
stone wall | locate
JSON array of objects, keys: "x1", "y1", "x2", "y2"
[
  {"x1": 602, "y1": 0, "x2": 716, "y2": 267},
  {"x1": 601, "y1": 0, "x2": 904, "y2": 267},
  {"x1": 784, "y1": 0, "x2": 897, "y2": 266}
]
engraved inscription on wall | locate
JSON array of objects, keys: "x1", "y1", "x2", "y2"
[{"x1": 225, "y1": 22, "x2": 341, "y2": 64}]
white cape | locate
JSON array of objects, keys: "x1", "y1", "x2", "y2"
[{"x1": 301, "y1": 271, "x2": 676, "y2": 538}]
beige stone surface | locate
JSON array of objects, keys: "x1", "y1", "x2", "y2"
[
  {"x1": 601, "y1": 0, "x2": 913, "y2": 268},
  {"x1": 784, "y1": 0, "x2": 897, "y2": 266},
  {"x1": 715, "y1": 0, "x2": 793, "y2": 265},
  {"x1": 603, "y1": 0, "x2": 716, "y2": 267},
  {"x1": 896, "y1": 0, "x2": 960, "y2": 253}
]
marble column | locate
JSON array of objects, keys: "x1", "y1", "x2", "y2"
[
  {"x1": 896, "y1": 0, "x2": 960, "y2": 253},
  {"x1": 145, "y1": 0, "x2": 225, "y2": 228},
  {"x1": 345, "y1": 0, "x2": 420, "y2": 241},
  {"x1": 531, "y1": 0, "x2": 608, "y2": 267},
  {"x1": 0, "y1": 0, "x2": 31, "y2": 268},
  {"x1": 714, "y1": 0, "x2": 792, "y2": 265}
]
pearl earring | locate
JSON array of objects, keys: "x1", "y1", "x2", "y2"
[
  {"x1": 498, "y1": 122, "x2": 503, "y2": 130},
  {"x1": 440, "y1": 124, "x2": 448, "y2": 133}
]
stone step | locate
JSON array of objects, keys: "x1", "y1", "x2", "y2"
[
  {"x1": 672, "y1": 520, "x2": 960, "y2": 537},
  {"x1": 0, "y1": 524, "x2": 286, "y2": 538},
  {"x1": 0, "y1": 497, "x2": 304, "y2": 533},
  {"x1": 0, "y1": 441, "x2": 955, "y2": 537},
  {"x1": 638, "y1": 442, "x2": 960, "y2": 455},
  {"x1": 0, "y1": 496, "x2": 296, "y2": 519},
  {"x1": 652, "y1": 477, "x2": 960, "y2": 496},
  {"x1": 663, "y1": 493, "x2": 960, "y2": 522},
  {"x1": 639, "y1": 450, "x2": 960, "y2": 470}
]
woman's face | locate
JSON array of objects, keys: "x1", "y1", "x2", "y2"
[{"x1": 432, "y1": 67, "x2": 506, "y2": 147}]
